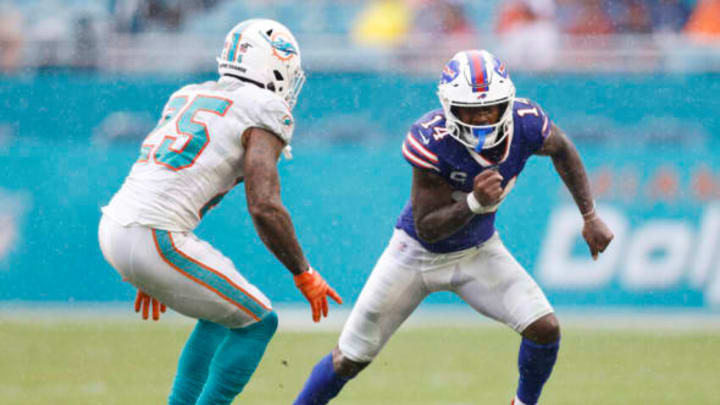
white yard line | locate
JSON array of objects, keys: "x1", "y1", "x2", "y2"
[{"x1": 2, "y1": 302, "x2": 720, "y2": 332}]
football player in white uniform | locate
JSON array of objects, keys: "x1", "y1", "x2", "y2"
[
  {"x1": 293, "y1": 50, "x2": 614, "y2": 405},
  {"x1": 98, "y1": 19, "x2": 342, "y2": 405}
]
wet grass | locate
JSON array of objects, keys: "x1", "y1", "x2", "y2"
[{"x1": 1, "y1": 320, "x2": 718, "y2": 404}]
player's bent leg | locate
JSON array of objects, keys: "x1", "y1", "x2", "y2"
[
  {"x1": 513, "y1": 313, "x2": 560, "y2": 405},
  {"x1": 452, "y1": 233, "x2": 558, "y2": 405},
  {"x1": 99, "y1": 217, "x2": 274, "y2": 328},
  {"x1": 292, "y1": 346, "x2": 369, "y2": 405},
  {"x1": 195, "y1": 311, "x2": 279, "y2": 405},
  {"x1": 168, "y1": 320, "x2": 228, "y2": 405},
  {"x1": 294, "y1": 232, "x2": 429, "y2": 405},
  {"x1": 337, "y1": 236, "x2": 429, "y2": 364},
  {"x1": 521, "y1": 313, "x2": 561, "y2": 344},
  {"x1": 143, "y1": 229, "x2": 273, "y2": 328},
  {"x1": 99, "y1": 218, "x2": 278, "y2": 404},
  {"x1": 332, "y1": 346, "x2": 370, "y2": 378},
  {"x1": 453, "y1": 233, "x2": 554, "y2": 333}
]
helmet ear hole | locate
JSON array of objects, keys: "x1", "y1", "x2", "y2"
[{"x1": 266, "y1": 29, "x2": 274, "y2": 36}]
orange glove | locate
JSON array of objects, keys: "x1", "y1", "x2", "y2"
[
  {"x1": 134, "y1": 289, "x2": 166, "y2": 321},
  {"x1": 293, "y1": 268, "x2": 343, "y2": 322}
]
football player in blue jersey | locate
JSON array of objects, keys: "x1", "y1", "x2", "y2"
[{"x1": 292, "y1": 50, "x2": 614, "y2": 405}]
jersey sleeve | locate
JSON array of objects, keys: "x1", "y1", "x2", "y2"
[
  {"x1": 401, "y1": 124, "x2": 441, "y2": 172},
  {"x1": 251, "y1": 96, "x2": 295, "y2": 145},
  {"x1": 516, "y1": 98, "x2": 553, "y2": 154}
]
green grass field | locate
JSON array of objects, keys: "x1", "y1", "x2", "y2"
[{"x1": 1, "y1": 319, "x2": 719, "y2": 404}]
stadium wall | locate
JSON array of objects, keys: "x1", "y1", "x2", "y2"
[{"x1": 1, "y1": 72, "x2": 718, "y2": 310}]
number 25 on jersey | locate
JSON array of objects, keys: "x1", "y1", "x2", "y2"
[{"x1": 138, "y1": 95, "x2": 233, "y2": 171}]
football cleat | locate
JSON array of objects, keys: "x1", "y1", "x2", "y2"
[{"x1": 511, "y1": 396, "x2": 529, "y2": 405}]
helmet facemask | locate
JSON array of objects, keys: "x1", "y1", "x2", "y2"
[
  {"x1": 445, "y1": 99, "x2": 514, "y2": 153},
  {"x1": 270, "y1": 66, "x2": 305, "y2": 110},
  {"x1": 437, "y1": 50, "x2": 516, "y2": 163}
]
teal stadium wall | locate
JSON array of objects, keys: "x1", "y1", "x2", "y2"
[{"x1": 1, "y1": 72, "x2": 719, "y2": 309}]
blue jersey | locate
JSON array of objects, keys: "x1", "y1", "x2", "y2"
[{"x1": 396, "y1": 97, "x2": 552, "y2": 253}]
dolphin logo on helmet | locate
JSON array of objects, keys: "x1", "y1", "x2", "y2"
[{"x1": 260, "y1": 31, "x2": 298, "y2": 61}]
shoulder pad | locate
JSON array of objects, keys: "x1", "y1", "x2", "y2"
[
  {"x1": 513, "y1": 97, "x2": 552, "y2": 152},
  {"x1": 410, "y1": 109, "x2": 452, "y2": 148},
  {"x1": 514, "y1": 97, "x2": 552, "y2": 139},
  {"x1": 174, "y1": 81, "x2": 212, "y2": 95},
  {"x1": 239, "y1": 87, "x2": 294, "y2": 144},
  {"x1": 401, "y1": 109, "x2": 449, "y2": 172}
]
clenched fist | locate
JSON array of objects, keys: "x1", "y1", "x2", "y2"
[
  {"x1": 582, "y1": 216, "x2": 614, "y2": 260},
  {"x1": 472, "y1": 169, "x2": 504, "y2": 206}
]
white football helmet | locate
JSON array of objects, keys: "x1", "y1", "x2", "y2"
[
  {"x1": 217, "y1": 19, "x2": 305, "y2": 110},
  {"x1": 437, "y1": 50, "x2": 516, "y2": 153}
]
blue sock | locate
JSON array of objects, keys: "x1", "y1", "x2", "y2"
[
  {"x1": 195, "y1": 312, "x2": 278, "y2": 405},
  {"x1": 168, "y1": 320, "x2": 227, "y2": 405},
  {"x1": 516, "y1": 337, "x2": 560, "y2": 405},
  {"x1": 293, "y1": 353, "x2": 351, "y2": 405}
]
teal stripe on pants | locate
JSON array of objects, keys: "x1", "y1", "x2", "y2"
[{"x1": 153, "y1": 230, "x2": 269, "y2": 319}]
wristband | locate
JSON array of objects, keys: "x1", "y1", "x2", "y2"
[
  {"x1": 581, "y1": 203, "x2": 598, "y2": 223},
  {"x1": 293, "y1": 267, "x2": 313, "y2": 283},
  {"x1": 466, "y1": 192, "x2": 486, "y2": 214}
]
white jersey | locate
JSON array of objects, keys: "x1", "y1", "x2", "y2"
[{"x1": 103, "y1": 77, "x2": 295, "y2": 231}]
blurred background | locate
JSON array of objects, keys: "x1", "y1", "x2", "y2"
[
  {"x1": 0, "y1": 1, "x2": 719, "y2": 403},
  {"x1": 2, "y1": 0, "x2": 719, "y2": 311}
]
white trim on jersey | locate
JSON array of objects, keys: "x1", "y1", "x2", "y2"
[
  {"x1": 405, "y1": 132, "x2": 439, "y2": 163},
  {"x1": 402, "y1": 143, "x2": 440, "y2": 172}
]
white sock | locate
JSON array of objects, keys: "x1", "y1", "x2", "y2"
[{"x1": 514, "y1": 396, "x2": 530, "y2": 405}]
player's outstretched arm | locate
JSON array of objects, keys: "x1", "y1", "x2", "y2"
[
  {"x1": 293, "y1": 268, "x2": 342, "y2": 322},
  {"x1": 242, "y1": 127, "x2": 308, "y2": 274},
  {"x1": 242, "y1": 127, "x2": 342, "y2": 321},
  {"x1": 536, "y1": 123, "x2": 614, "y2": 259}
]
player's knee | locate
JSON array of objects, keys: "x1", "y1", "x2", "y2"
[
  {"x1": 332, "y1": 346, "x2": 370, "y2": 379},
  {"x1": 239, "y1": 311, "x2": 278, "y2": 339},
  {"x1": 522, "y1": 313, "x2": 561, "y2": 345},
  {"x1": 260, "y1": 311, "x2": 279, "y2": 337}
]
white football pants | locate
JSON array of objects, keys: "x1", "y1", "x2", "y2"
[
  {"x1": 98, "y1": 214, "x2": 272, "y2": 329},
  {"x1": 339, "y1": 229, "x2": 553, "y2": 362}
]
